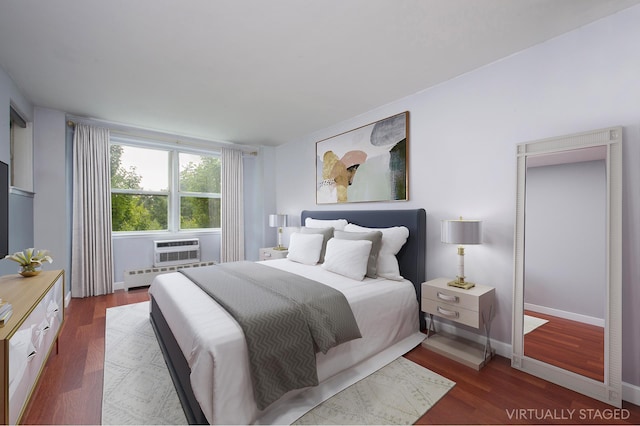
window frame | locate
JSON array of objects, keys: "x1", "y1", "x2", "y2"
[{"x1": 110, "y1": 136, "x2": 221, "y2": 236}]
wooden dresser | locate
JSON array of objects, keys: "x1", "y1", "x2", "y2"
[{"x1": 0, "y1": 270, "x2": 65, "y2": 425}]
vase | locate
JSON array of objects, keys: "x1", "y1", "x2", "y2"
[{"x1": 19, "y1": 264, "x2": 42, "y2": 277}]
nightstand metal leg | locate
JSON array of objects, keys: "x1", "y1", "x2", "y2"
[
  {"x1": 426, "y1": 313, "x2": 436, "y2": 338},
  {"x1": 481, "y1": 305, "x2": 494, "y2": 361}
]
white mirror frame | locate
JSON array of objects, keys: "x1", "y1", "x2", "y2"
[{"x1": 512, "y1": 126, "x2": 622, "y2": 407}]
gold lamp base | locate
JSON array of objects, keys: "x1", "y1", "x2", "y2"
[
  {"x1": 273, "y1": 245, "x2": 287, "y2": 251},
  {"x1": 447, "y1": 278, "x2": 475, "y2": 290}
]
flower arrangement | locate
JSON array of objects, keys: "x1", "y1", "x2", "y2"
[{"x1": 4, "y1": 248, "x2": 53, "y2": 276}]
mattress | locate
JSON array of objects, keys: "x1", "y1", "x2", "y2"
[{"x1": 148, "y1": 258, "x2": 422, "y2": 424}]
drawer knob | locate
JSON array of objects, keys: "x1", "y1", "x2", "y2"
[
  {"x1": 437, "y1": 292, "x2": 459, "y2": 303},
  {"x1": 437, "y1": 306, "x2": 460, "y2": 318}
]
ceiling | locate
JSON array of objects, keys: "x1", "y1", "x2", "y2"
[{"x1": 1, "y1": 0, "x2": 639, "y2": 147}]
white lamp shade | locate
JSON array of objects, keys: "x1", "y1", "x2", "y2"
[
  {"x1": 269, "y1": 214, "x2": 288, "y2": 228},
  {"x1": 441, "y1": 219, "x2": 482, "y2": 245}
]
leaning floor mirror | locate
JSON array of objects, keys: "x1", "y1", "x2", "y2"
[{"x1": 512, "y1": 126, "x2": 622, "y2": 407}]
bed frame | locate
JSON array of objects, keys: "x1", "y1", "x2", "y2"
[{"x1": 150, "y1": 208, "x2": 426, "y2": 424}]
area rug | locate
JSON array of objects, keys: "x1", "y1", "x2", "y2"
[
  {"x1": 524, "y1": 314, "x2": 549, "y2": 335},
  {"x1": 292, "y1": 356, "x2": 455, "y2": 425},
  {"x1": 102, "y1": 301, "x2": 186, "y2": 425},
  {"x1": 103, "y1": 301, "x2": 454, "y2": 425}
]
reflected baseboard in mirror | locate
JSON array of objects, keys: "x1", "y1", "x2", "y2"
[
  {"x1": 512, "y1": 126, "x2": 622, "y2": 407},
  {"x1": 523, "y1": 310, "x2": 604, "y2": 382}
]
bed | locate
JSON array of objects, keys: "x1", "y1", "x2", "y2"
[{"x1": 149, "y1": 209, "x2": 426, "y2": 424}]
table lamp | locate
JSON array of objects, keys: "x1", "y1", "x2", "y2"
[
  {"x1": 269, "y1": 214, "x2": 288, "y2": 250},
  {"x1": 441, "y1": 217, "x2": 482, "y2": 289}
]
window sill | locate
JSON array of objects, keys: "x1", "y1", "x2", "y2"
[{"x1": 111, "y1": 229, "x2": 220, "y2": 239}]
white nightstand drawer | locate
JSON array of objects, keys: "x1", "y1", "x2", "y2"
[
  {"x1": 421, "y1": 298, "x2": 482, "y2": 328},
  {"x1": 422, "y1": 278, "x2": 494, "y2": 318},
  {"x1": 422, "y1": 285, "x2": 479, "y2": 311},
  {"x1": 259, "y1": 248, "x2": 288, "y2": 261}
]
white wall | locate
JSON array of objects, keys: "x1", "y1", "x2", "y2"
[
  {"x1": 33, "y1": 108, "x2": 70, "y2": 286},
  {"x1": 275, "y1": 5, "x2": 640, "y2": 387},
  {"x1": 112, "y1": 232, "x2": 221, "y2": 283}
]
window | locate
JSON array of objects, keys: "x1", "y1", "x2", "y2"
[
  {"x1": 179, "y1": 152, "x2": 221, "y2": 229},
  {"x1": 110, "y1": 140, "x2": 221, "y2": 233}
]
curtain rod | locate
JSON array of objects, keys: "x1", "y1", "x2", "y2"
[{"x1": 66, "y1": 116, "x2": 259, "y2": 155}]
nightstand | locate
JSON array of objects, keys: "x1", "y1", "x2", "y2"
[
  {"x1": 421, "y1": 277, "x2": 495, "y2": 370},
  {"x1": 259, "y1": 247, "x2": 288, "y2": 261}
]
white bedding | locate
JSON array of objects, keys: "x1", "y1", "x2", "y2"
[{"x1": 148, "y1": 258, "x2": 422, "y2": 424}]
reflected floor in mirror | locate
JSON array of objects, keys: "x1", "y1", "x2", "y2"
[{"x1": 524, "y1": 310, "x2": 604, "y2": 382}]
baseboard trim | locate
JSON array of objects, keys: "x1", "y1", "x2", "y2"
[
  {"x1": 524, "y1": 302, "x2": 605, "y2": 327},
  {"x1": 623, "y1": 381, "x2": 640, "y2": 406}
]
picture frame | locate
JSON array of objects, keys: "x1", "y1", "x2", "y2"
[{"x1": 316, "y1": 111, "x2": 408, "y2": 204}]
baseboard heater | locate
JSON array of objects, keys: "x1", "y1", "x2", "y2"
[{"x1": 124, "y1": 261, "x2": 216, "y2": 291}]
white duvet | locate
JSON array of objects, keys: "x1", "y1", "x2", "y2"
[{"x1": 148, "y1": 259, "x2": 423, "y2": 424}]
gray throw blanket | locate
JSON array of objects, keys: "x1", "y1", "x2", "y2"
[{"x1": 180, "y1": 261, "x2": 362, "y2": 410}]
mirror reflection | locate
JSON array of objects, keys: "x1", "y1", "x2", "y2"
[{"x1": 523, "y1": 146, "x2": 607, "y2": 382}]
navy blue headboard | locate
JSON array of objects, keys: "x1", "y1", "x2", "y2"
[{"x1": 301, "y1": 209, "x2": 426, "y2": 329}]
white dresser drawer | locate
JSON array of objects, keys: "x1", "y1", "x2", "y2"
[
  {"x1": 8, "y1": 324, "x2": 41, "y2": 425},
  {"x1": 0, "y1": 270, "x2": 65, "y2": 425},
  {"x1": 8, "y1": 278, "x2": 63, "y2": 424}
]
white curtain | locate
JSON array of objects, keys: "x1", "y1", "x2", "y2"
[
  {"x1": 71, "y1": 124, "x2": 114, "y2": 297},
  {"x1": 221, "y1": 148, "x2": 244, "y2": 262}
]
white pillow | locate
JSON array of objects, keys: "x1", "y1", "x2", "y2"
[
  {"x1": 299, "y1": 227, "x2": 334, "y2": 263},
  {"x1": 322, "y1": 238, "x2": 373, "y2": 281},
  {"x1": 334, "y1": 230, "x2": 382, "y2": 278},
  {"x1": 305, "y1": 217, "x2": 348, "y2": 231},
  {"x1": 287, "y1": 233, "x2": 324, "y2": 265},
  {"x1": 343, "y1": 224, "x2": 409, "y2": 281}
]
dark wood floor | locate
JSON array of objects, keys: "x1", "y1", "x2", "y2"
[
  {"x1": 409, "y1": 348, "x2": 640, "y2": 425},
  {"x1": 21, "y1": 289, "x2": 640, "y2": 425},
  {"x1": 524, "y1": 310, "x2": 604, "y2": 382}
]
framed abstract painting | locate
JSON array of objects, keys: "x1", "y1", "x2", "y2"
[{"x1": 316, "y1": 111, "x2": 408, "y2": 204}]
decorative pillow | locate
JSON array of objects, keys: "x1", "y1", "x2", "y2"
[
  {"x1": 304, "y1": 218, "x2": 348, "y2": 231},
  {"x1": 299, "y1": 227, "x2": 333, "y2": 263},
  {"x1": 322, "y1": 238, "x2": 373, "y2": 281},
  {"x1": 286, "y1": 233, "x2": 324, "y2": 265},
  {"x1": 334, "y1": 230, "x2": 383, "y2": 278},
  {"x1": 343, "y1": 224, "x2": 409, "y2": 281}
]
